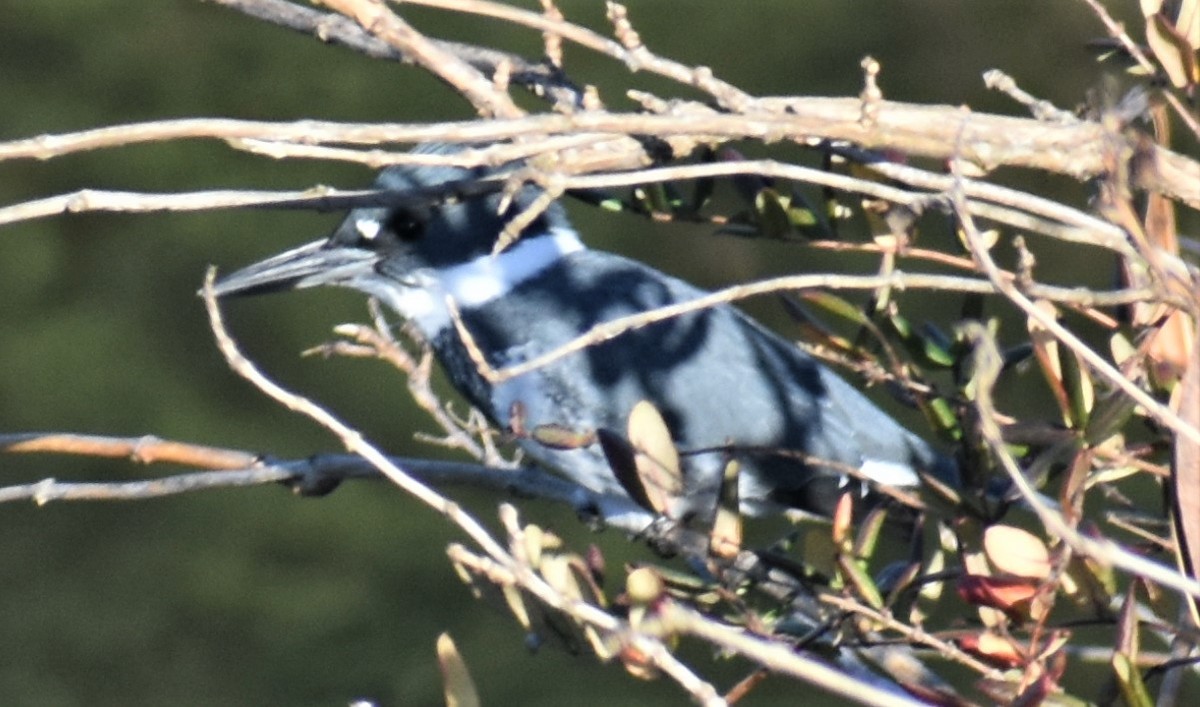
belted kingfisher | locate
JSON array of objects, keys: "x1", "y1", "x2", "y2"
[{"x1": 213, "y1": 144, "x2": 956, "y2": 530}]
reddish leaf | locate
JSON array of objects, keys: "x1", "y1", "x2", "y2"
[
  {"x1": 958, "y1": 631, "x2": 1025, "y2": 668},
  {"x1": 957, "y1": 574, "x2": 1040, "y2": 613}
]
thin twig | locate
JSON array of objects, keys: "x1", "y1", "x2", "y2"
[
  {"x1": 318, "y1": 0, "x2": 523, "y2": 119},
  {"x1": 401, "y1": 0, "x2": 752, "y2": 110},
  {"x1": 315, "y1": 316, "x2": 492, "y2": 460},
  {"x1": 0, "y1": 432, "x2": 256, "y2": 469},
  {"x1": 957, "y1": 310, "x2": 1199, "y2": 602},
  {"x1": 446, "y1": 539, "x2": 726, "y2": 706},
  {"x1": 202, "y1": 267, "x2": 514, "y2": 561},
  {"x1": 0, "y1": 470, "x2": 292, "y2": 504},
  {"x1": 819, "y1": 594, "x2": 997, "y2": 675},
  {"x1": 208, "y1": 0, "x2": 584, "y2": 108},
  {"x1": 1076, "y1": 0, "x2": 1200, "y2": 139},
  {"x1": 655, "y1": 602, "x2": 924, "y2": 707},
  {"x1": 467, "y1": 271, "x2": 1160, "y2": 385},
  {"x1": 950, "y1": 174, "x2": 1200, "y2": 449}
]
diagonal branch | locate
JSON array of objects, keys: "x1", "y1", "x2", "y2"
[
  {"x1": 206, "y1": 0, "x2": 584, "y2": 108},
  {"x1": 317, "y1": 0, "x2": 524, "y2": 119}
]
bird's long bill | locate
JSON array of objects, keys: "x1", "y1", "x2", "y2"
[{"x1": 212, "y1": 239, "x2": 377, "y2": 297}]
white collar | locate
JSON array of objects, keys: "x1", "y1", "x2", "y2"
[{"x1": 361, "y1": 228, "x2": 585, "y2": 335}]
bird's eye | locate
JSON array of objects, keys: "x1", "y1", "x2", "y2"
[{"x1": 385, "y1": 208, "x2": 424, "y2": 242}]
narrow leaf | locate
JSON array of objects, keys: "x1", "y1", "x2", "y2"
[
  {"x1": 531, "y1": 424, "x2": 595, "y2": 450},
  {"x1": 1171, "y1": 334, "x2": 1200, "y2": 623},
  {"x1": 597, "y1": 428, "x2": 655, "y2": 513},
  {"x1": 754, "y1": 187, "x2": 794, "y2": 239},
  {"x1": 709, "y1": 459, "x2": 742, "y2": 558},
  {"x1": 1058, "y1": 340, "x2": 1094, "y2": 429},
  {"x1": 437, "y1": 633, "x2": 481, "y2": 707},
  {"x1": 1112, "y1": 653, "x2": 1154, "y2": 707},
  {"x1": 627, "y1": 400, "x2": 683, "y2": 517},
  {"x1": 838, "y1": 555, "x2": 885, "y2": 610},
  {"x1": 800, "y1": 290, "x2": 869, "y2": 326},
  {"x1": 853, "y1": 506, "x2": 888, "y2": 560}
]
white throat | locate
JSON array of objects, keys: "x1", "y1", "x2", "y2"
[{"x1": 363, "y1": 228, "x2": 585, "y2": 336}]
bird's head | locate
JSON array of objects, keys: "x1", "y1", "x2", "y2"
[{"x1": 212, "y1": 144, "x2": 574, "y2": 325}]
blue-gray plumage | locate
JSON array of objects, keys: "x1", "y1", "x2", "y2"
[{"x1": 214, "y1": 144, "x2": 956, "y2": 530}]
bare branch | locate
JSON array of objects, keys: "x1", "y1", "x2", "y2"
[
  {"x1": 0, "y1": 469, "x2": 291, "y2": 504},
  {"x1": 207, "y1": 0, "x2": 584, "y2": 108},
  {"x1": 654, "y1": 601, "x2": 925, "y2": 707},
  {"x1": 2, "y1": 107, "x2": 1196, "y2": 207},
  {"x1": 956, "y1": 297, "x2": 1200, "y2": 603},
  {"x1": 468, "y1": 271, "x2": 1164, "y2": 385},
  {"x1": 951, "y1": 177, "x2": 1200, "y2": 448},
  {"x1": 0, "y1": 439, "x2": 628, "y2": 519},
  {"x1": 0, "y1": 432, "x2": 256, "y2": 469},
  {"x1": 317, "y1": 0, "x2": 524, "y2": 118}
]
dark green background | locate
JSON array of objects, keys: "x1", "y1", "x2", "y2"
[{"x1": 1, "y1": 1, "x2": 1188, "y2": 705}]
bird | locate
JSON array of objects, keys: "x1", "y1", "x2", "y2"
[{"x1": 213, "y1": 143, "x2": 957, "y2": 531}]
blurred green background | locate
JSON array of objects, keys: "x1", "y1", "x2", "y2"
[{"x1": 1, "y1": 1, "x2": 1188, "y2": 705}]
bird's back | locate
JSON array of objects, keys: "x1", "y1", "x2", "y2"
[{"x1": 433, "y1": 248, "x2": 948, "y2": 517}]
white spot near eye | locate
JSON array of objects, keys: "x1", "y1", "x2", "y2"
[{"x1": 355, "y1": 218, "x2": 381, "y2": 241}]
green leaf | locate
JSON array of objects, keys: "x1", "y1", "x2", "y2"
[
  {"x1": 919, "y1": 323, "x2": 956, "y2": 368},
  {"x1": 754, "y1": 187, "x2": 794, "y2": 239},
  {"x1": 888, "y1": 312, "x2": 953, "y2": 369},
  {"x1": 800, "y1": 290, "x2": 869, "y2": 326},
  {"x1": 837, "y1": 555, "x2": 885, "y2": 610},
  {"x1": 888, "y1": 310, "x2": 913, "y2": 338},
  {"x1": 1085, "y1": 391, "x2": 1138, "y2": 446},
  {"x1": 1112, "y1": 653, "x2": 1153, "y2": 707},
  {"x1": 853, "y1": 507, "x2": 888, "y2": 559},
  {"x1": 1059, "y1": 343, "x2": 1094, "y2": 429},
  {"x1": 785, "y1": 188, "x2": 835, "y2": 239},
  {"x1": 927, "y1": 396, "x2": 962, "y2": 439},
  {"x1": 634, "y1": 184, "x2": 671, "y2": 214}
]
